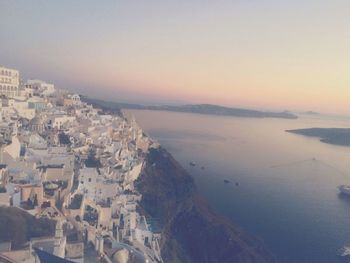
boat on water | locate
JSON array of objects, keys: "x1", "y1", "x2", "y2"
[
  {"x1": 189, "y1": 161, "x2": 196, "y2": 167},
  {"x1": 338, "y1": 185, "x2": 350, "y2": 195},
  {"x1": 337, "y1": 245, "x2": 350, "y2": 257}
]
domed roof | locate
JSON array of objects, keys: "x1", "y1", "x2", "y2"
[
  {"x1": 44, "y1": 182, "x2": 59, "y2": 190},
  {"x1": 112, "y1": 248, "x2": 129, "y2": 263}
]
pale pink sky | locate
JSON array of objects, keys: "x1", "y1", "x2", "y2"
[{"x1": 1, "y1": 1, "x2": 350, "y2": 114}]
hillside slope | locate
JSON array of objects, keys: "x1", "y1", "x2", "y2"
[
  {"x1": 135, "y1": 147, "x2": 275, "y2": 263},
  {"x1": 0, "y1": 206, "x2": 56, "y2": 249}
]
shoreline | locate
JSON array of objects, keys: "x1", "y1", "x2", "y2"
[{"x1": 135, "y1": 146, "x2": 275, "y2": 262}]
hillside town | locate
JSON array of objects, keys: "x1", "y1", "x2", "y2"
[{"x1": 0, "y1": 65, "x2": 163, "y2": 263}]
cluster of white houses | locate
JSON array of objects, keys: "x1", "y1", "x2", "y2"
[{"x1": 0, "y1": 65, "x2": 163, "y2": 263}]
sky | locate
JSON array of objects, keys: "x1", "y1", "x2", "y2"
[{"x1": 1, "y1": 0, "x2": 350, "y2": 114}]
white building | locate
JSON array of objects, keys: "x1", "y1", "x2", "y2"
[
  {"x1": 52, "y1": 115, "x2": 76, "y2": 129},
  {"x1": 0, "y1": 66, "x2": 20, "y2": 97},
  {"x1": 8, "y1": 99, "x2": 36, "y2": 120},
  {"x1": 78, "y1": 167, "x2": 100, "y2": 201},
  {"x1": 26, "y1": 79, "x2": 55, "y2": 96},
  {"x1": 4, "y1": 135, "x2": 22, "y2": 159},
  {"x1": 71, "y1": 94, "x2": 81, "y2": 105}
]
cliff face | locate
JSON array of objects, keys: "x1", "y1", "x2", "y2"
[{"x1": 135, "y1": 147, "x2": 275, "y2": 263}]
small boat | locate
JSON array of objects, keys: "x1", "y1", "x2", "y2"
[
  {"x1": 224, "y1": 179, "x2": 230, "y2": 184},
  {"x1": 189, "y1": 162, "x2": 196, "y2": 167},
  {"x1": 337, "y1": 245, "x2": 350, "y2": 257},
  {"x1": 338, "y1": 185, "x2": 350, "y2": 195}
]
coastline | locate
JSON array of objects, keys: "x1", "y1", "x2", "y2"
[
  {"x1": 82, "y1": 97, "x2": 276, "y2": 262},
  {"x1": 135, "y1": 146, "x2": 275, "y2": 263},
  {"x1": 286, "y1": 128, "x2": 350, "y2": 147}
]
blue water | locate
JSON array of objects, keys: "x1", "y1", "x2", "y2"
[{"x1": 128, "y1": 110, "x2": 350, "y2": 263}]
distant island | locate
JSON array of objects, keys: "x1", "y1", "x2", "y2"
[
  {"x1": 286, "y1": 128, "x2": 350, "y2": 146},
  {"x1": 82, "y1": 96, "x2": 298, "y2": 119}
]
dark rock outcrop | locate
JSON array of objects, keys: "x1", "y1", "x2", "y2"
[
  {"x1": 135, "y1": 147, "x2": 275, "y2": 263},
  {"x1": 0, "y1": 206, "x2": 56, "y2": 249},
  {"x1": 286, "y1": 128, "x2": 350, "y2": 146}
]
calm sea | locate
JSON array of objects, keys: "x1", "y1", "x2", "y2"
[{"x1": 127, "y1": 110, "x2": 350, "y2": 263}]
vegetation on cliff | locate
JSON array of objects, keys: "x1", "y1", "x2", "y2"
[
  {"x1": 0, "y1": 206, "x2": 56, "y2": 249},
  {"x1": 135, "y1": 147, "x2": 275, "y2": 263}
]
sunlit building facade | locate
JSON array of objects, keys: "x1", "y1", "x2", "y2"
[{"x1": 0, "y1": 66, "x2": 20, "y2": 97}]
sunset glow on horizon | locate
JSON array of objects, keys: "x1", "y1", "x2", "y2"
[{"x1": 1, "y1": 0, "x2": 350, "y2": 114}]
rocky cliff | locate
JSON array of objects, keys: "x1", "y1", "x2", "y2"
[{"x1": 135, "y1": 147, "x2": 275, "y2": 263}]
